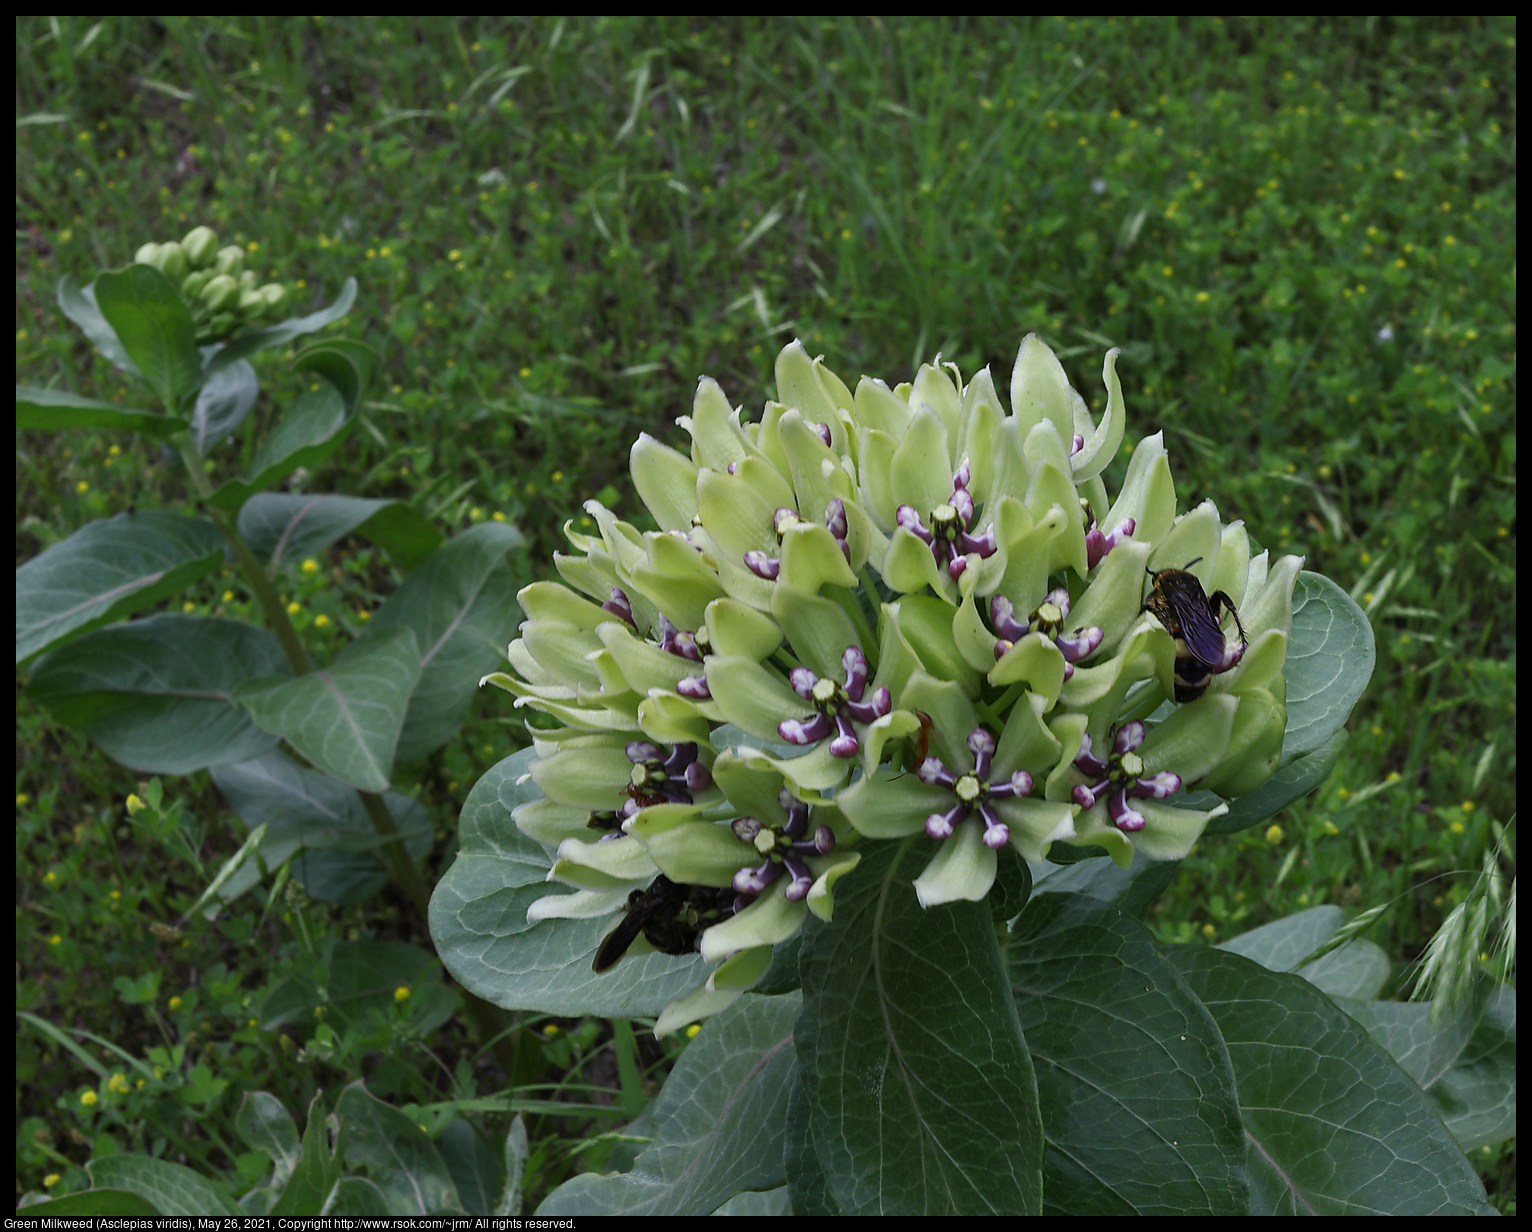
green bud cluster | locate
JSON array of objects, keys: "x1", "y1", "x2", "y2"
[
  {"x1": 133, "y1": 226, "x2": 290, "y2": 344},
  {"x1": 485, "y1": 335, "x2": 1302, "y2": 1034}
]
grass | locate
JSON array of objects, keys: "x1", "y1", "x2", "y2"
[{"x1": 16, "y1": 16, "x2": 1515, "y2": 1211}]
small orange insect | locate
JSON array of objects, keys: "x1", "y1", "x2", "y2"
[{"x1": 895, "y1": 711, "x2": 935, "y2": 779}]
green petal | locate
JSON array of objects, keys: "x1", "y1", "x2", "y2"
[
  {"x1": 890, "y1": 403, "x2": 953, "y2": 515},
  {"x1": 955, "y1": 365, "x2": 1003, "y2": 498},
  {"x1": 550, "y1": 834, "x2": 658, "y2": 886},
  {"x1": 698, "y1": 880, "x2": 807, "y2": 961},
  {"x1": 681, "y1": 376, "x2": 754, "y2": 472},
  {"x1": 732, "y1": 739, "x2": 855, "y2": 793},
  {"x1": 771, "y1": 584, "x2": 859, "y2": 680},
  {"x1": 882, "y1": 525, "x2": 949, "y2": 597},
  {"x1": 1140, "y1": 693, "x2": 1238, "y2": 784},
  {"x1": 623, "y1": 531, "x2": 729, "y2": 632},
  {"x1": 995, "y1": 689, "x2": 1064, "y2": 778},
  {"x1": 1069, "y1": 347, "x2": 1127, "y2": 483},
  {"x1": 1010, "y1": 333, "x2": 1079, "y2": 445},
  {"x1": 909, "y1": 359, "x2": 963, "y2": 454},
  {"x1": 1066, "y1": 538, "x2": 1152, "y2": 653},
  {"x1": 654, "y1": 981, "x2": 746, "y2": 1038},
  {"x1": 856, "y1": 425, "x2": 901, "y2": 530},
  {"x1": 775, "y1": 340, "x2": 845, "y2": 439},
  {"x1": 988, "y1": 632, "x2": 1066, "y2": 704},
  {"x1": 804, "y1": 849, "x2": 861, "y2": 922},
  {"x1": 704, "y1": 596, "x2": 783, "y2": 660},
  {"x1": 778, "y1": 524, "x2": 859, "y2": 593},
  {"x1": 513, "y1": 797, "x2": 593, "y2": 847},
  {"x1": 1043, "y1": 711, "x2": 1090, "y2": 803},
  {"x1": 913, "y1": 820, "x2": 997, "y2": 907},
  {"x1": 637, "y1": 692, "x2": 719, "y2": 744},
  {"x1": 527, "y1": 886, "x2": 632, "y2": 922},
  {"x1": 634, "y1": 817, "x2": 752, "y2": 887},
  {"x1": 710, "y1": 751, "x2": 794, "y2": 820},
  {"x1": 1105, "y1": 431, "x2": 1177, "y2": 543},
  {"x1": 630, "y1": 432, "x2": 699, "y2": 533},
  {"x1": 1150, "y1": 500, "x2": 1224, "y2": 573},
  {"x1": 707, "y1": 944, "x2": 774, "y2": 991},
  {"x1": 836, "y1": 767, "x2": 945, "y2": 840},
  {"x1": 995, "y1": 798, "x2": 1078, "y2": 864},
  {"x1": 1196, "y1": 686, "x2": 1286, "y2": 798},
  {"x1": 702, "y1": 655, "x2": 802, "y2": 743},
  {"x1": 853, "y1": 375, "x2": 913, "y2": 438},
  {"x1": 530, "y1": 746, "x2": 632, "y2": 810},
  {"x1": 887, "y1": 595, "x2": 982, "y2": 696},
  {"x1": 777, "y1": 408, "x2": 854, "y2": 526}
]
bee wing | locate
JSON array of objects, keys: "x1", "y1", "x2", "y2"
[
  {"x1": 1172, "y1": 591, "x2": 1228, "y2": 665},
  {"x1": 593, "y1": 908, "x2": 649, "y2": 972}
]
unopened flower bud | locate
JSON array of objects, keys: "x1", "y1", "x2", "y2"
[
  {"x1": 200, "y1": 273, "x2": 240, "y2": 312},
  {"x1": 134, "y1": 242, "x2": 162, "y2": 267},
  {"x1": 257, "y1": 283, "x2": 287, "y2": 316},
  {"x1": 213, "y1": 245, "x2": 244, "y2": 277},
  {"x1": 181, "y1": 226, "x2": 219, "y2": 267},
  {"x1": 156, "y1": 241, "x2": 189, "y2": 282},
  {"x1": 180, "y1": 270, "x2": 212, "y2": 302}
]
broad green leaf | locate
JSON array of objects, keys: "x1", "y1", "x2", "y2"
[
  {"x1": 57, "y1": 274, "x2": 139, "y2": 376},
  {"x1": 436, "y1": 1119, "x2": 503, "y2": 1217},
  {"x1": 356, "y1": 501, "x2": 446, "y2": 572},
  {"x1": 211, "y1": 750, "x2": 433, "y2": 905},
  {"x1": 188, "y1": 355, "x2": 258, "y2": 454},
  {"x1": 428, "y1": 746, "x2": 714, "y2": 1018},
  {"x1": 326, "y1": 1175, "x2": 390, "y2": 1216},
  {"x1": 336, "y1": 1081, "x2": 462, "y2": 1216},
  {"x1": 272, "y1": 1093, "x2": 343, "y2": 1218},
  {"x1": 495, "y1": 1115, "x2": 528, "y2": 1216},
  {"x1": 16, "y1": 384, "x2": 189, "y2": 436},
  {"x1": 92, "y1": 264, "x2": 204, "y2": 411},
  {"x1": 539, "y1": 992, "x2": 800, "y2": 1216},
  {"x1": 1219, "y1": 904, "x2": 1390, "y2": 999},
  {"x1": 363, "y1": 521, "x2": 525, "y2": 765},
  {"x1": 233, "y1": 625, "x2": 421, "y2": 793},
  {"x1": 16, "y1": 510, "x2": 224, "y2": 665},
  {"x1": 1008, "y1": 893, "x2": 1248, "y2": 1215},
  {"x1": 1168, "y1": 947, "x2": 1495, "y2": 1215},
  {"x1": 207, "y1": 379, "x2": 353, "y2": 513},
  {"x1": 14, "y1": 1189, "x2": 161, "y2": 1216},
  {"x1": 1282, "y1": 571, "x2": 1375, "y2": 760},
  {"x1": 794, "y1": 840, "x2": 1043, "y2": 1215},
  {"x1": 234, "y1": 493, "x2": 441, "y2": 571},
  {"x1": 1338, "y1": 986, "x2": 1516, "y2": 1153},
  {"x1": 784, "y1": 1068, "x2": 839, "y2": 1214},
  {"x1": 85, "y1": 1153, "x2": 242, "y2": 1217},
  {"x1": 233, "y1": 1092, "x2": 301, "y2": 1191},
  {"x1": 25, "y1": 613, "x2": 289, "y2": 772},
  {"x1": 294, "y1": 337, "x2": 375, "y2": 413},
  {"x1": 203, "y1": 278, "x2": 359, "y2": 377},
  {"x1": 1202, "y1": 727, "x2": 1345, "y2": 836}
]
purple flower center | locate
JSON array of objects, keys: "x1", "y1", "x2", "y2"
[
  {"x1": 915, "y1": 727, "x2": 1033, "y2": 849},
  {"x1": 777, "y1": 645, "x2": 891, "y2": 758}
]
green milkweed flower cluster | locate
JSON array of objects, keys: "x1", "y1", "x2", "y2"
[
  {"x1": 134, "y1": 225, "x2": 290, "y2": 344},
  {"x1": 485, "y1": 335, "x2": 1300, "y2": 1034}
]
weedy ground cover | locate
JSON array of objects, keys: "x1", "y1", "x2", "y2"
[{"x1": 16, "y1": 16, "x2": 1514, "y2": 1211}]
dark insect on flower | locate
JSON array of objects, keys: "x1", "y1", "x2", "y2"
[
  {"x1": 592, "y1": 875, "x2": 738, "y2": 973},
  {"x1": 1143, "y1": 557, "x2": 1249, "y2": 702}
]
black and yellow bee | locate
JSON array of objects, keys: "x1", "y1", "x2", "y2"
[
  {"x1": 1143, "y1": 557, "x2": 1249, "y2": 703},
  {"x1": 592, "y1": 875, "x2": 737, "y2": 973}
]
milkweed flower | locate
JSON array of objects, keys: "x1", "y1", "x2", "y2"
[{"x1": 482, "y1": 334, "x2": 1302, "y2": 1032}]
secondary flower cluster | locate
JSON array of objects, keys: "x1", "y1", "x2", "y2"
[
  {"x1": 134, "y1": 225, "x2": 291, "y2": 344},
  {"x1": 486, "y1": 335, "x2": 1300, "y2": 1033}
]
